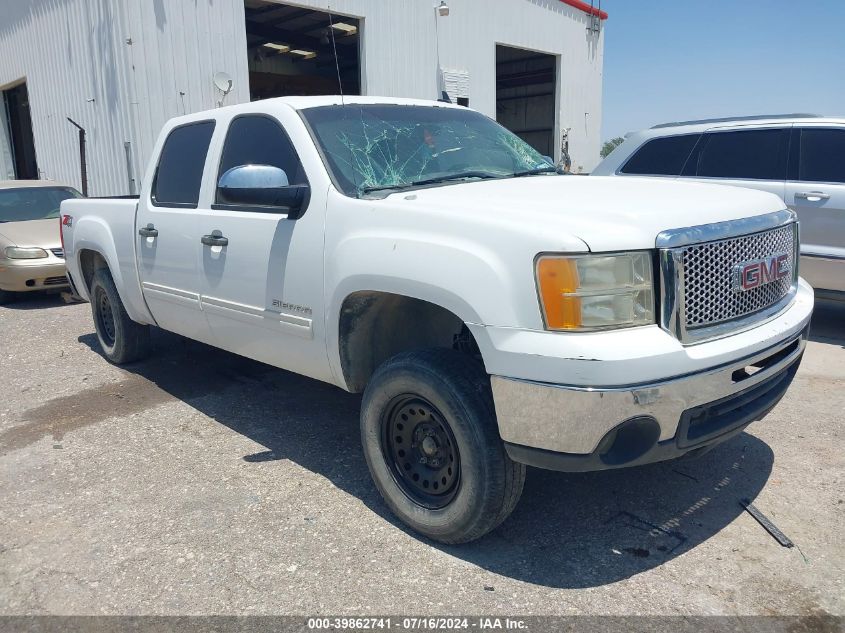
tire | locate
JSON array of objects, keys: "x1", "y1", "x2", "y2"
[
  {"x1": 89, "y1": 267, "x2": 151, "y2": 364},
  {"x1": 361, "y1": 348, "x2": 525, "y2": 544},
  {"x1": 0, "y1": 289, "x2": 16, "y2": 305}
]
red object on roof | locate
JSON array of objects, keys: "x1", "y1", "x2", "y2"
[{"x1": 559, "y1": 0, "x2": 608, "y2": 20}]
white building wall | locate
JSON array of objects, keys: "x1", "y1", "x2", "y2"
[
  {"x1": 283, "y1": 0, "x2": 605, "y2": 171},
  {"x1": 0, "y1": 0, "x2": 248, "y2": 195},
  {"x1": 0, "y1": 0, "x2": 134, "y2": 194},
  {"x1": 0, "y1": 0, "x2": 603, "y2": 194}
]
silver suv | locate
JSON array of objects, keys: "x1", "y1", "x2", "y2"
[{"x1": 592, "y1": 114, "x2": 845, "y2": 298}]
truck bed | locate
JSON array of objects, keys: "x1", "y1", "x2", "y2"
[{"x1": 60, "y1": 197, "x2": 154, "y2": 325}]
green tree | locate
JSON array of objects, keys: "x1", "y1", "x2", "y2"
[{"x1": 600, "y1": 136, "x2": 625, "y2": 159}]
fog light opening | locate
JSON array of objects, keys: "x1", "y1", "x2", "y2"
[{"x1": 598, "y1": 416, "x2": 661, "y2": 466}]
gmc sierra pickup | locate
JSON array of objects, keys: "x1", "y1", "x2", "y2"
[{"x1": 60, "y1": 96, "x2": 814, "y2": 543}]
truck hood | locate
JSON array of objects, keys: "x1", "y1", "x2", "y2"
[
  {"x1": 0, "y1": 218, "x2": 62, "y2": 248},
  {"x1": 394, "y1": 175, "x2": 786, "y2": 251}
]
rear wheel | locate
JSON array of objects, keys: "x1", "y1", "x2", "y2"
[
  {"x1": 90, "y1": 267, "x2": 151, "y2": 364},
  {"x1": 361, "y1": 349, "x2": 525, "y2": 544}
]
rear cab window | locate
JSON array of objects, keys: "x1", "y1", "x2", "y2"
[
  {"x1": 694, "y1": 128, "x2": 789, "y2": 180},
  {"x1": 151, "y1": 121, "x2": 216, "y2": 208},
  {"x1": 620, "y1": 134, "x2": 701, "y2": 176}
]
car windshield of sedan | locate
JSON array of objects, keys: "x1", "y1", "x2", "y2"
[
  {"x1": 301, "y1": 104, "x2": 556, "y2": 197},
  {"x1": 0, "y1": 186, "x2": 81, "y2": 223}
]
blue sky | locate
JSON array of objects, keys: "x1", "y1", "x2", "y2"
[{"x1": 600, "y1": 0, "x2": 845, "y2": 141}]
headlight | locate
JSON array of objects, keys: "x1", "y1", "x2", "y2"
[
  {"x1": 5, "y1": 247, "x2": 49, "y2": 259},
  {"x1": 536, "y1": 252, "x2": 655, "y2": 330}
]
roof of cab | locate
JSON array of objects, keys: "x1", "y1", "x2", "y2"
[
  {"x1": 0, "y1": 180, "x2": 75, "y2": 190},
  {"x1": 279, "y1": 95, "x2": 465, "y2": 110},
  {"x1": 165, "y1": 95, "x2": 467, "y2": 127}
]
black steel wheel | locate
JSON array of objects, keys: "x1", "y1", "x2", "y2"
[
  {"x1": 361, "y1": 348, "x2": 526, "y2": 544},
  {"x1": 94, "y1": 285, "x2": 116, "y2": 347},
  {"x1": 382, "y1": 395, "x2": 460, "y2": 509},
  {"x1": 89, "y1": 267, "x2": 151, "y2": 364}
]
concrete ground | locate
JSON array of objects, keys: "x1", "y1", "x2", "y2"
[{"x1": 0, "y1": 295, "x2": 842, "y2": 616}]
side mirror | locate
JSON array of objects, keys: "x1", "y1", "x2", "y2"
[{"x1": 217, "y1": 164, "x2": 309, "y2": 217}]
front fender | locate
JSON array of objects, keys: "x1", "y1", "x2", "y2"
[{"x1": 324, "y1": 227, "x2": 539, "y2": 386}]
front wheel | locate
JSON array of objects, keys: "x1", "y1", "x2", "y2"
[
  {"x1": 361, "y1": 349, "x2": 525, "y2": 544},
  {"x1": 89, "y1": 267, "x2": 151, "y2": 364},
  {"x1": 0, "y1": 289, "x2": 16, "y2": 305}
]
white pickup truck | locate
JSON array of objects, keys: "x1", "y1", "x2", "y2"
[{"x1": 61, "y1": 96, "x2": 814, "y2": 543}]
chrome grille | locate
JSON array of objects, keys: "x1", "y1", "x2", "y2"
[
  {"x1": 50, "y1": 248, "x2": 64, "y2": 258},
  {"x1": 681, "y1": 224, "x2": 795, "y2": 329},
  {"x1": 43, "y1": 276, "x2": 68, "y2": 286}
]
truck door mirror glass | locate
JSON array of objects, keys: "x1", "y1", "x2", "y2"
[{"x1": 216, "y1": 164, "x2": 309, "y2": 217}]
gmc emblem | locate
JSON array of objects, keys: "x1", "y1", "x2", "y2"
[{"x1": 731, "y1": 252, "x2": 790, "y2": 292}]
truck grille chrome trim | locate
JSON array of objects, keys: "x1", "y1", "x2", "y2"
[
  {"x1": 683, "y1": 224, "x2": 795, "y2": 327},
  {"x1": 658, "y1": 210, "x2": 799, "y2": 345}
]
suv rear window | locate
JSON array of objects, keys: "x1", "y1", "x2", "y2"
[
  {"x1": 799, "y1": 128, "x2": 845, "y2": 184},
  {"x1": 620, "y1": 134, "x2": 700, "y2": 176},
  {"x1": 152, "y1": 121, "x2": 215, "y2": 207},
  {"x1": 696, "y1": 129, "x2": 788, "y2": 180}
]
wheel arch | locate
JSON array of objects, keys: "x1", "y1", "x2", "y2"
[{"x1": 333, "y1": 282, "x2": 485, "y2": 393}]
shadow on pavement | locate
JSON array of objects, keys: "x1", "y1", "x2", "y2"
[
  {"x1": 809, "y1": 299, "x2": 845, "y2": 347},
  {"x1": 77, "y1": 327, "x2": 774, "y2": 589},
  {"x1": 0, "y1": 292, "x2": 69, "y2": 310}
]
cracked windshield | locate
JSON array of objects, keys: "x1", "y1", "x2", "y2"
[{"x1": 302, "y1": 104, "x2": 555, "y2": 197}]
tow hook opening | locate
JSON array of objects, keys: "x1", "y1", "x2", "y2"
[{"x1": 596, "y1": 416, "x2": 661, "y2": 466}]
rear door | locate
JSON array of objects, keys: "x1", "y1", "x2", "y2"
[
  {"x1": 785, "y1": 126, "x2": 845, "y2": 292},
  {"x1": 136, "y1": 120, "x2": 216, "y2": 344},
  {"x1": 684, "y1": 126, "x2": 790, "y2": 202},
  {"x1": 196, "y1": 110, "x2": 332, "y2": 382}
]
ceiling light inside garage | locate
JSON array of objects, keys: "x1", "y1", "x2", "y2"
[
  {"x1": 263, "y1": 42, "x2": 290, "y2": 52},
  {"x1": 330, "y1": 22, "x2": 357, "y2": 35},
  {"x1": 289, "y1": 49, "x2": 317, "y2": 59}
]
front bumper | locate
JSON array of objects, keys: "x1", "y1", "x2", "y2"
[
  {"x1": 0, "y1": 258, "x2": 68, "y2": 292},
  {"x1": 488, "y1": 282, "x2": 813, "y2": 472}
]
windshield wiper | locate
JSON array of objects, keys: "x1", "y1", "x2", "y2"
[
  {"x1": 511, "y1": 166, "x2": 558, "y2": 177},
  {"x1": 359, "y1": 171, "x2": 500, "y2": 195}
]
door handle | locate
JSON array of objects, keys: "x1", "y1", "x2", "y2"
[
  {"x1": 796, "y1": 191, "x2": 830, "y2": 201},
  {"x1": 201, "y1": 231, "x2": 229, "y2": 247},
  {"x1": 138, "y1": 224, "x2": 158, "y2": 238}
]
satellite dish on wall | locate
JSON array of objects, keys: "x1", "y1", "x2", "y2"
[
  {"x1": 213, "y1": 71, "x2": 233, "y2": 94},
  {"x1": 213, "y1": 71, "x2": 233, "y2": 108}
]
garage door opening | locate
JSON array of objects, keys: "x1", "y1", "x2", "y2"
[
  {"x1": 1, "y1": 82, "x2": 39, "y2": 179},
  {"x1": 495, "y1": 45, "x2": 557, "y2": 158},
  {"x1": 244, "y1": 1, "x2": 361, "y2": 100}
]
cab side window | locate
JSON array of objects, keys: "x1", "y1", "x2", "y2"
[
  {"x1": 695, "y1": 129, "x2": 788, "y2": 181},
  {"x1": 152, "y1": 121, "x2": 215, "y2": 207},
  {"x1": 216, "y1": 115, "x2": 307, "y2": 200},
  {"x1": 620, "y1": 134, "x2": 700, "y2": 176},
  {"x1": 799, "y1": 128, "x2": 845, "y2": 184}
]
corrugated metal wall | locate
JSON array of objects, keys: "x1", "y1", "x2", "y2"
[
  {"x1": 0, "y1": 0, "x2": 134, "y2": 194},
  {"x1": 0, "y1": 0, "x2": 248, "y2": 195},
  {"x1": 284, "y1": 0, "x2": 604, "y2": 171},
  {"x1": 0, "y1": 0, "x2": 603, "y2": 194}
]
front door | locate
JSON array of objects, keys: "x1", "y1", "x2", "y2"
[
  {"x1": 197, "y1": 112, "x2": 331, "y2": 382},
  {"x1": 785, "y1": 126, "x2": 845, "y2": 292},
  {"x1": 136, "y1": 120, "x2": 216, "y2": 344}
]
